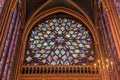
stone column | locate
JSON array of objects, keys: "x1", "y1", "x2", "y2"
[
  {"x1": 101, "y1": 0, "x2": 120, "y2": 60},
  {"x1": 101, "y1": 0, "x2": 120, "y2": 80}
]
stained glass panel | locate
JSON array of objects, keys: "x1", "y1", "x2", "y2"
[{"x1": 25, "y1": 18, "x2": 95, "y2": 66}]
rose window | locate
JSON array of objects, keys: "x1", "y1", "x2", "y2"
[{"x1": 25, "y1": 18, "x2": 95, "y2": 66}]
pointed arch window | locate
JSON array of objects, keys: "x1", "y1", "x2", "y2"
[{"x1": 24, "y1": 18, "x2": 95, "y2": 66}]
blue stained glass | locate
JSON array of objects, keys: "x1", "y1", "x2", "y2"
[
  {"x1": 26, "y1": 18, "x2": 94, "y2": 66},
  {"x1": 76, "y1": 37, "x2": 80, "y2": 39},
  {"x1": 61, "y1": 60, "x2": 63, "y2": 65},
  {"x1": 66, "y1": 34, "x2": 71, "y2": 38},
  {"x1": 49, "y1": 22, "x2": 53, "y2": 26},
  {"x1": 34, "y1": 62, "x2": 39, "y2": 66},
  {"x1": 81, "y1": 35, "x2": 86, "y2": 39},
  {"x1": 61, "y1": 27, "x2": 65, "y2": 31},
  {"x1": 37, "y1": 44, "x2": 42, "y2": 48},
  {"x1": 85, "y1": 45, "x2": 91, "y2": 48},
  {"x1": 66, "y1": 52, "x2": 70, "y2": 56},
  {"x1": 74, "y1": 59, "x2": 78, "y2": 63},
  {"x1": 77, "y1": 24, "x2": 82, "y2": 28},
  {"x1": 55, "y1": 49, "x2": 60, "y2": 55},
  {"x1": 46, "y1": 31, "x2": 51, "y2": 34},
  {"x1": 30, "y1": 45, "x2": 35, "y2": 49},
  {"x1": 33, "y1": 40, "x2": 39, "y2": 44},
  {"x1": 43, "y1": 42, "x2": 48, "y2": 46},
  {"x1": 72, "y1": 20, "x2": 75, "y2": 23},
  {"x1": 58, "y1": 45, "x2": 63, "y2": 49},
  {"x1": 62, "y1": 55, "x2": 67, "y2": 60},
  {"x1": 65, "y1": 25, "x2": 69, "y2": 29},
  {"x1": 55, "y1": 23, "x2": 59, "y2": 27},
  {"x1": 59, "y1": 54, "x2": 62, "y2": 57},
  {"x1": 88, "y1": 56, "x2": 94, "y2": 61},
  {"x1": 26, "y1": 56, "x2": 32, "y2": 62},
  {"x1": 27, "y1": 50, "x2": 30, "y2": 54},
  {"x1": 40, "y1": 50, "x2": 46, "y2": 54},
  {"x1": 78, "y1": 44, "x2": 84, "y2": 48},
  {"x1": 61, "y1": 49, "x2": 65, "y2": 55},
  {"x1": 34, "y1": 36, "x2": 39, "y2": 39},
  {"x1": 72, "y1": 34, "x2": 77, "y2": 38},
  {"x1": 53, "y1": 55, "x2": 58, "y2": 61},
  {"x1": 72, "y1": 54, "x2": 78, "y2": 58},
  {"x1": 38, "y1": 33, "x2": 42, "y2": 36},
  {"x1": 81, "y1": 40, "x2": 87, "y2": 44},
  {"x1": 75, "y1": 49, "x2": 80, "y2": 53},
  {"x1": 72, "y1": 24, "x2": 77, "y2": 27},
  {"x1": 44, "y1": 34, "x2": 48, "y2": 38},
  {"x1": 32, "y1": 31, "x2": 38, "y2": 35},
  {"x1": 62, "y1": 22, "x2": 66, "y2": 26},
  {"x1": 55, "y1": 27, "x2": 59, "y2": 31},
  {"x1": 64, "y1": 61, "x2": 69, "y2": 65},
  {"x1": 66, "y1": 41, "x2": 71, "y2": 45},
  {"x1": 29, "y1": 38, "x2": 34, "y2": 41},
  {"x1": 78, "y1": 33, "x2": 82, "y2": 36},
  {"x1": 58, "y1": 30, "x2": 63, "y2": 35},
  {"x1": 56, "y1": 37, "x2": 64, "y2": 43},
  {"x1": 67, "y1": 22, "x2": 71, "y2": 26},
  {"x1": 42, "y1": 27, "x2": 47, "y2": 31},
  {"x1": 40, "y1": 36, "x2": 44, "y2": 39},
  {"x1": 69, "y1": 46, "x2": 75, "y2": 50},
  {"x1": 69, "y1": 50, "x2": 74, "y2": 54},
  {"x1": 85, "y1": 50, "x2": 89, "y2": 53},
  {"x1": 45, "y1": 46, "x2": 51, "y2": 50},
  {"x1": 51, "y1": 61, "x2": 56, "y2": 65},
  {"x1": 42, "y1": 59, "x2": 47, "y2": 63},
  {"x1": 34, "y1": 54, "x2": 41, "y2": 58},
  {"x1": 84, "y1": 31, "x2": 89, "y2": 35},
  {"x1": 87, "y1": 37, "x2": 92, "y2": 41},
  {"x1": 91, "y1": 50, "x2": 94, "y2": 54},
  {"x1": 32, "y1": 50, "x2": 35, "y2": 53},
  {"x1": 42, "y1": 54, "x2": 48, "y2": 58},
  {"x1": 69, "y1": 31, "x2": 74, "y2": 34},
  {"x1": 80, "y1": 54, "x2": 86, "y2": 58},
  {"x1": 47, "y1": 56, "x2": 52, "y2": 62},
  {"x1": 64, "y1": 18, "x2": 67, "y2": 22},
  {"x1": 82, "y1": 61, "x2": 87, "y2": 65},
  {"x1": 49, "y1": 42, "x2": 54, "y2": 45},
  {"x1": 49, "y1": 35, "x2": 54, "y2": 39},
  {"x1": 38, "y1": 24, "x2": 44, "y2": 28},
  {"x1": 69, "y1": 56, "x2": 73, "y2": 61},
  {"x1": 53, "y1": 18, "x2": 57, "y2": 22},
  {"x1": 58, "y1": 18, "x2": 62, "y2": 21}
]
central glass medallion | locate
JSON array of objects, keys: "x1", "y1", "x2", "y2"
[{"x1": 56, "y1": 37, "x2": 64, "y2": 43}]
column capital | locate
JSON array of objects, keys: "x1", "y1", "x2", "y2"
[
  {"x1": 101, "y1": 0, "x2": 110, "y2": 11},
  {"x1": 95, "y1": 41, "x2": 99, "y2": 45},
  {"x1": 95, "y1": 26, "x2": 100, "y2": 30}
]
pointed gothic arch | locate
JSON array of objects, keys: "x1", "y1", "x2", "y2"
[
  {"x1": 16, "y1": 7, "x2": 102, "y2": 80},
  {"x1": 0, "y1": 0, "x2": 120, "y2": 80}
]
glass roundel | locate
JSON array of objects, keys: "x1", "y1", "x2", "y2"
[{"x1": 25, "y1": 18, "x2": 95, "y2": 66}]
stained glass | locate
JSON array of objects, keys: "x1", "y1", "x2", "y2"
[
  {"x1": 26, "y1": 56, "x2": 32, "y2": 62},
  {"x1": 88, "y1": 56, "x2": 94, "y2": 61},
  {"x1": 25, "y1": 18, "x2": 95, "y2": 66}
]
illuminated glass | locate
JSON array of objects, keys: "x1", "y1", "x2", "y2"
[{"x1": 25, "y1": 18, "x2": 94, "y2": 66}]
